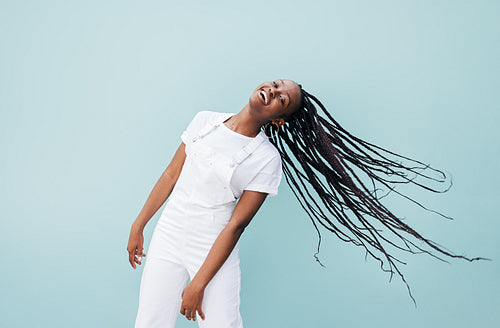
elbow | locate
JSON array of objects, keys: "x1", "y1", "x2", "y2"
[
  {"x1": 230, "y1": 223, "x2": 246, "y2": 236},
  {"x1": 236, "y1": 225, "x2": 246, "y2": 235}
]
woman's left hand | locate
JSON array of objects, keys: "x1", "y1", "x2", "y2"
[{"x1": 180, "y1": 282, "x2": 206, "y2": 321}]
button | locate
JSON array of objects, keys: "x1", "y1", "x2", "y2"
[{"x1": 224, "y1": 186, "x2": 227, "y2": 189}]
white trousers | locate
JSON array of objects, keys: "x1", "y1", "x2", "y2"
[{"x1": 135, "y1": 202, "x2": 244, "y2": 328}]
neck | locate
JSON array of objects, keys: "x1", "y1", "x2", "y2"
[{"x1": 224, "y1": 104, "x2": 265, "y2": 138}]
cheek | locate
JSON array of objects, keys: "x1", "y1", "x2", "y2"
[
  {"x1": 272, "y1": 101, "x2": 283, "y2": 112},
  {"x1": 249, "y1": 93, "x2": 262, "y2": 107}
]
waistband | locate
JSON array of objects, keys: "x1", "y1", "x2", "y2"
[{"x1": 164, "y1": 194, "x2": 236, "y2": 216}]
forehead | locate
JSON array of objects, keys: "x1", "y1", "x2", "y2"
[
  {"x1": 278, "y1": 79, "x2": 297, "y2": 90},
  {"x1": 277, "y1": 79, "x2": 301, "y2": 113},
  {"x1": 278, "y1": 79, "x2": 301, "y2": 100},
  {"x1": 275, "y1": 79, "x2": 299, "y2": 97}
]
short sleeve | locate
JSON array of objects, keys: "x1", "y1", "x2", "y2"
[
  {"x1": 244, "y1": 153, "x2": 283, "y2": 197},
  {"x1": 180, "y1": 111, "x2": 209, "y2": 144}
]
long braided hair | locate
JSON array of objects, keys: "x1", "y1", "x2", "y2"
[{"x1": 262, "y1": 82, "x2": 491, "y2": 307}]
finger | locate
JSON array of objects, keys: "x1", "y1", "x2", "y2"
[
  {"x1": 180, "y1": 303, "x2": 185, "y2": 315},
  {"x1": 128, "y1": 252, "x2": 136, "y2": 269},
  {"x1": 190, "y1": 309, "x2": 196, "y2": 321},
  {"x1": 133, "y1": 250, "x2": 141, "y2": 264},
  {"x1": 198, "y1": 308, "x2": 205, "y2": 320}
]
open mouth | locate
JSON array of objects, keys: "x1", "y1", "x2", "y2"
[{"x1": 259, "y1": 89, "x2": 268, "y2": 105}]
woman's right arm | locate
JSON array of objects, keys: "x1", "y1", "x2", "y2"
[
  {"x1": 132, "y1": 141, "x2": 187, "y2": 231},
  {"x1": 127, "y1": 141, "x2": 186, "y2": 269}
]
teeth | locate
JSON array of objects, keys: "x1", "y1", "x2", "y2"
[{"x1": 260, "y1": 90, "x2": 268, "y2": 104}]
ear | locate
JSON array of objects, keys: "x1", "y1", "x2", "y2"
[{"x1": 272, "y1": 118, "x2": 285, "y2": 126}]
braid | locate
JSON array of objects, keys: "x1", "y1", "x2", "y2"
[{"x1": 262, "y1": 83, "x2": 491, "y2": 307}]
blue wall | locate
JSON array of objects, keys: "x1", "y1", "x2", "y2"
[{"x1": 1, "y1": 1, "x2": 498, "y2": 327}]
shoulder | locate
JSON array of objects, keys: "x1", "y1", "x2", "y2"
[
  {"x1": 260, "y1": 137, "x2": 281, "y2": 158},
  {"x1": 254, "y1": 138, "x2": 282, "y2": 168},
  {"x1": 190, "y1": 110, "x2": 231, "y2": 125},
  {"x1": 184, "y1": 110, "x2": 222, "y2": 131},
  {"x1": 182, "y1": 110, "x2": 223, "y2": 143}
]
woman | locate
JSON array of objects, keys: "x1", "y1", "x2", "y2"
[{"x1": 127, "y1": 79, "x2": 488, "y2": 327}]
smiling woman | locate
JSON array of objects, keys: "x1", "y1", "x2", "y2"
[{"x1": 127, "y1": 78, "x2": 490, "y2": 328}]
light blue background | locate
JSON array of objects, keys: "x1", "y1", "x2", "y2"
[{"x1": 1, "y1": 1, "x2": 498, "y2": 327}]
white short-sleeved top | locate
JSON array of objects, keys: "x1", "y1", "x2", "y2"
[{"x1": 180, "y1": 110, "x2": 283, "y2": 198}]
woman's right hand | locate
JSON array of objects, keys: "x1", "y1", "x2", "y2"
[{"x1": 127, "y1": 224, "x2": 146, "y2": 269}]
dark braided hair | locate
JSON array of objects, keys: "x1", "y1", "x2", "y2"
[{"x1": 262, "y1": 82, "x2": 491, "y2": 307}]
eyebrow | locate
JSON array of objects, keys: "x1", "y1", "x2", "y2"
[{"x1": 280, "y1": 79, "x2": 291, "y2": 109}]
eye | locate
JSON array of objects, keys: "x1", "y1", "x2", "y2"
[{"x1": 274, "y1": 81, "x2": 284, "y2": 105}]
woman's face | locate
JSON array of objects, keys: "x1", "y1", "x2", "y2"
[{"x1": 249, "y1": 79, "x2": 302, "y2": 123}]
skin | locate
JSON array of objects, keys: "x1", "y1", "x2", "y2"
[{"x1": 126, "y1": 79, "x2": 302, "y2": 322}]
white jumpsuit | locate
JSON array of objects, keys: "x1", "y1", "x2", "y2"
[{"x1": 135, "y1": 113, "x2": 267, "y2": 328}]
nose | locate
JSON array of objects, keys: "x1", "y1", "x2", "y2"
[{"x1": 268, "y1": 84, "x2": 277, "y2": 99}]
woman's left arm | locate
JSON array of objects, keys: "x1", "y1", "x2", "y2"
[{"x1": 179, "y1": 190, "x2": 268, "y2": 321}]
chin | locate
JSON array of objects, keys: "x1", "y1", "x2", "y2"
[{"x1": 248, "y1": 92, "x2": 265, "y2": 113}]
